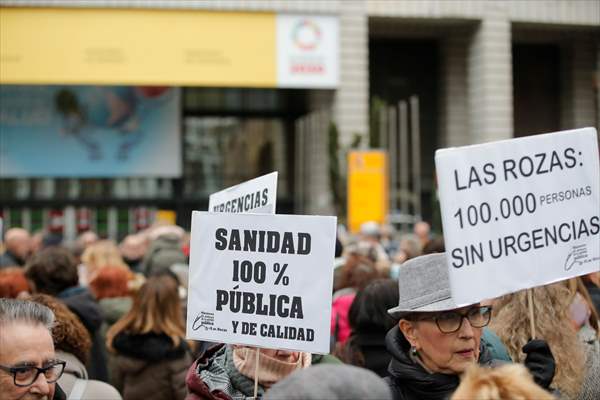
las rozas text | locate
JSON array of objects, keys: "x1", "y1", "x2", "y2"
[{"x1": 454, "y1": 147, "x2": 578, "y2": 191}]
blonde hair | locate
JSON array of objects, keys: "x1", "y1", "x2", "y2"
[
  {"x1": 451, "y1": 364, "x2": 554, "y2": 400},
  {"x1": 106, "y1": 275, "x2": 185, "y2": 351},
  {"x1": 490, "y1": 284, "x2": 585, "y2": 399},
  {"x1": 82, "y1": 240, "x2": 128, "y2": 271}
]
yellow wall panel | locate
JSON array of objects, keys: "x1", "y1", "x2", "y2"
[{"x1": 0, "y1": 8, "x2": 277, "y2": 87}]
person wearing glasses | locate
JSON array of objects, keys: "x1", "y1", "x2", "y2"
[
  {"x1": 384, "y1": 253, "x2": 557, "y2": 400},
  {"x1": 0, "y1": 298, "x2": 66, "y2": 400}
]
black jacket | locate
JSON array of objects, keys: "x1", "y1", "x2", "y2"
[
  {"x1": 111, "y1": 332, "x2": 192, "y2": 400},
  {"x1": 58, "y1": 286, "x2": 109, "y2": 382},
  {"x1": 384, "y1": 326, "x2": 497, "y2": 400}
]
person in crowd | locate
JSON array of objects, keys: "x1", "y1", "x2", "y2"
[
  {"x1": 581, "y1": 271, "x2": 600, "y2": 315},
  {"x1": 0, "y1": 267, "x2": 30, "y2": 298},
  {"x1": 356, "y1": 221, "x2": 391, "y2": 272},
  {"x1": 80, "y1": 240, "x2": 129, "y2": 286},
  {"x1": 331, "y1": 256, "x2": 379, "y2": 347},
  {"x1": 30, "y1": 230, "x2": 45, "y2": 255},
  {"x1": 0, "y1": 228, "x2": 31, "y2": 268},
  {"x1": 421, "y1": 236, "x2": 445, "y2": 255},
  {"x1": 566, "y1": 277, "x2": 600, "y2": 400},
  {"x1": 30, "y1": 294, "x2": 122, "y2": 399},
  {"x1": 450, "y1": 364, "x2": 554, "y2": 400},
  {"x1": 89, "y1": 266, "x2": 133, "y2": 329},
  {"x1": 106, "y1": 275, "x2": 192, "y2": 399},
  {"x1": 119, "y1": 234, "x2": 147, "y2": 273},
  {"x1": 412, "y1": 221, "x2": 431, "y2": 249},
  {"x1": 491, "y1": 283, "x2": 585, "y2": 399},
  {"x1": 186, "y1": 345, "x2": 312, "y2": 400},
  {"x1": 491, "y1": 282, "x2": 595, "y2": 400},
  {"x1": 24, "y1": 246, "x2": 109, "y2": 382},
  {"x1": 336, "y1": 279, "x2": 399, "y2": 376},
  {"x1": 385, "y1": 253, "x2": 556, "y2": 400},
  {"x1": 0, "y1": 298, "x2": 66, "y2": 400},
  {"x1": 140, "y1": 225, "x2": 187, "y2": 276},
  {"x1": 380, "y1": 224, "x2": 399, "y2": 258},
  {"x1": 263, "y1": 364, "x2": 392, "y2": 400}
]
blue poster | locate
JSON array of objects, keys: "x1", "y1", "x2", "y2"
[{"x1": 0, "y1": 85, "x2": 181, "y2": 177}]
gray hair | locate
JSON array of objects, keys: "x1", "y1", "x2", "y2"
[{"x1": 0, "y1": 298, "x2": 54, "y2": 331}]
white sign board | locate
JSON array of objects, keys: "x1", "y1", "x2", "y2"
[
  {"x1": 186, "y1": 211, "x2": 337, "y2": 353},
  {"x1": 208, "y1": 172, "x2": 278, "y2": 214},
  {"x1": 276, "y1": 15, "x2": 339, "y2": 89},
  {"x1": 436, "y1": 127, "x2": 600, "y2": 306}
]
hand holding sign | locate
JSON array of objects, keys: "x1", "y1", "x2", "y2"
[{"x1": 435, "y1": 127, "x2": 600, "y2": 306}]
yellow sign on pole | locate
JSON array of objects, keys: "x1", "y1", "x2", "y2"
[
  {"x1": 155, "y1": 210, "x2": 177, "y2": 225},
  {"x1": 347, "y1": 150, "x2": 388, "y2": 233}
]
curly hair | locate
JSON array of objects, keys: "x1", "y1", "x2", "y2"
[
  {"x1": 490, "y1": 283, "x2": 585, "y2": 399},
  {"x1": 451, "y1": 364, "x2": 554, "y2": 400},
  {"x1": 29, "y1": 294, "x2": 92, "y2": 364}
]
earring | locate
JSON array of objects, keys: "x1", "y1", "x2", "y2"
[{"x1": 410, "y1": 346, "x2": 418, "y2": 356}]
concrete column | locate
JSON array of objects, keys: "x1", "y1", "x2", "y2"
[
  {"x1": 572, "y1": 40, "x2": 596, "y2": 128},
  {"x1": 440, "y1": 32, "x2": 469, "y2": 147},
  {"x1": 467, "y1": 2, "x2": 513, "y2": 143},
  {"x1": 561, "y1": 39, "x2": 597, "y2": 130},
  {"x1": 333, "y1": 0, "x2": 369, "y2": 149}
]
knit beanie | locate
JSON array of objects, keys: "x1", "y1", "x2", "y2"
[{"x1": 232, "y1": 346, "x2": 311, "y2": 388}]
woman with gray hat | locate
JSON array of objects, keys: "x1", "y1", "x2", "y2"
[{"x1": 384, "y1": 253, "x2": 557, "y2": 400}]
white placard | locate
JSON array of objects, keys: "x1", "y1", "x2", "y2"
[
  {"x1": 435, "y1": 127, "x2": 600, "y2": 306},
  {"x1": 208, "y1": 172, "x2": 278, "y2": 214},
  {"x1": 276, "y1": 15, "x2": 339, "y2": 89},
  {"x1": 186, "y1": 211, "x2": 337, "y2": 353}
]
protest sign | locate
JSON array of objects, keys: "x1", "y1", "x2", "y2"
[
  {"x1": 208, "y1": 172, "x2": 278, "y2": 214},
  {"x1": 186, "y1": 211, "x2": 337, "y2": 353},
  {"x1": 435, "y1": 127, "x2": 600, "y2": 306}
]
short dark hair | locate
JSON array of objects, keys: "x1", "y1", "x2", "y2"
[{"x1": 25, "y1": 247, "x2": 79, "y2": 296}]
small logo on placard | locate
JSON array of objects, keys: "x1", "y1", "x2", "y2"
[
  {"x1": 192, "y1": 311, "x2": 214, "y2": 331},
  {"x1": 564, "y1": 244, "x2": 588, "y2": 271}
]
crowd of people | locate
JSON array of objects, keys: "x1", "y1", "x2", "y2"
[{"x1": 1, "y1": 220, "x2": 599, "y2": 399}]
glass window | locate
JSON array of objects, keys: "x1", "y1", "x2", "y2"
[{"x1": 183, "y1": 117, "x2": 289, "y2": 198}]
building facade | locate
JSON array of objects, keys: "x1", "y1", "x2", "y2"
[{"x1": 1, "y1": 0, "x2": 598, "y2": 239}]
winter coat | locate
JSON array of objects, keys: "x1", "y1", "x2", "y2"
[
  {"x1": 140, "y1": 235, "x2": 187, "y2": 276},
  {"x1": 99, "y1": 297, "x2": 132, "y2": 327},
  {"x1": 58, "y1": 286, "x2": 109, "y2": 382},
  {"x1": 111, "y1": 332, "x2": 193, "y2": 400},
  {"x1": 56, "y1": 351, "x2": 122, "y2": 400},
  {"x1": 481, "y1": 327, "x2": 512, "y2": 362},
  {"x1": 330, "y1": 291, "x2": 356, "y2": 345},
  {"x1": 185, "y1": 344, "x2": 267, "y2": 400},
  {"x1": 384, "y1": 326, "x2": 499, "y2": 400},
  {"x1": 0, "y1": 249, "x2": 25, "y2": 268}
]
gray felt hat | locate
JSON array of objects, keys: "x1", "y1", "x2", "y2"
[{"x1": 388, "y1": 252, "x2": 463, "y2": 319}]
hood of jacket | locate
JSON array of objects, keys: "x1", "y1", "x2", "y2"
[
  {"x1": 99, "y1": 297, "x2": 132, "y2": 325},
  {"x1": 56, "y1": 350, "x2": 88, "y2": 380},
  {"x1": 112, "y1": 332, "x2": 187, "y2": 364},
  {"x1": 385, "y1": 325, "x2": 495, "y2": 400},
  {"x1": 58, "y1": 287, "x2": 103, "y2": 333}
]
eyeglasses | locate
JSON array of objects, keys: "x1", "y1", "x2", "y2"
[
  {"x1": 413, "y1": 306, "x2": 492, "y2": 333},
  {"x1": 0, "y1": 361, "x2": 66, "y2": 387}
]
